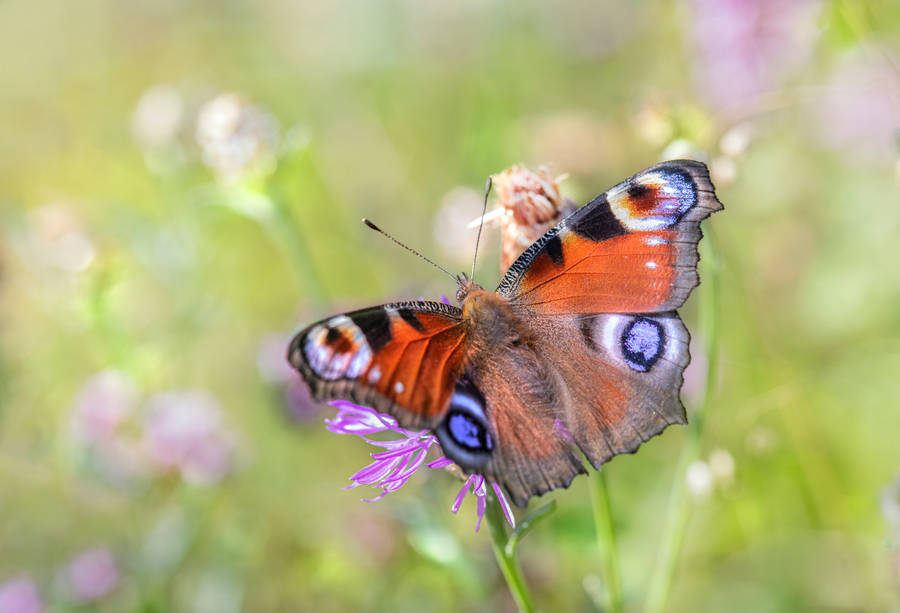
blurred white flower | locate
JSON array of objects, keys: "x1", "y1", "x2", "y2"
[
  {"x1": 0, "y1": 576, "x2": 41, "y2": 613},
  {"x1": 719, "y1": 122, "x2": 755, "y2": 158},
  {"x1": 140, "y1": 508, "x2": 191, "y2": 574},
  {"x1": 708, "y1": 448, "x2": 736, "y2": 486},
  {"x1": 131, "y1": 84, "x2": 184, "y2": 150},
  {"x1": 191, "y1": 569, "x2": 242, "y2": 613},
  {"x1": 633, "y1": 102, "x2": 675, "y2": 148},
  {"x1": 196, "y1": 93, "x2": 279, "y2": 182},
  {"x1": 745, "y1": 426, "x2": 778, "y2": 456},
  {"x1": 142, "y1": 391, "x2": 236, "y2": 485},
  {"x1": 686, "y1": 460, "x2": 714, "y2": 499},
  {"x1": 881, "y1": 474, "x2": 900, "y2": 528},
  {"x1": 710, "y1": 155, "x2": 737, "y2": 187},
  {"x1": 813, "y1": 51, "x2": 900, "y2": 161},
  {"x1": 432, "y1": 186, "x2": 483, "y2": 264},
  {"x1": 26, "y1": 204, "x2": 95, "y2": 273},
  {"x1": 63, "y1": 548, "x2": 119, "y2": 604}
]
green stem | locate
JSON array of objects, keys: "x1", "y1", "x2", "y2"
[
  {"x1": 266, "y1": 182, "x2": 328, "y2": 309},
  {"x1": 589, "y1": 470, "x2": 624, "y2": 613},
  {"x1": 485, "y1": 497, "x2": 538, "y2": 613},
  {"x1": 644, "y1": 229, "x2": 721, "y2": 613}
]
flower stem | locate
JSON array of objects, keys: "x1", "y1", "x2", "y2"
[
  {"x1": 589, "y1": 470, "x2": 624, "y2": 613},
  {"x1": 486, "y1": 496, "x2": 538, "y2": 613},
  {"x1": 644, "y1": 229, "x2": 721, "y2": 613}
]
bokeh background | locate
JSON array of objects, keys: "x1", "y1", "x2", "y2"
[{"x1": 2, "y1": 1, "x2": 900, "y2": 611}]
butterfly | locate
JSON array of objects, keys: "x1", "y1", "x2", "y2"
[{"x1": 288, "y1": 160, "x2": 723, "y2": 507}]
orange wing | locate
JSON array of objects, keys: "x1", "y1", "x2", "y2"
[
  {"x1": 496, "y1": 160, "x2": 723, "y2": 314},
  {"x1": 288, "y1": 301, "x2": 468, "y2": 430}
]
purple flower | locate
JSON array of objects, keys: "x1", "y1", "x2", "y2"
[
  {"x1": 63, "y1": 548, "x2": 119, "y2": 603},
  {"x1": 327, "y1": 401, "x2": 515, "y2": 531},
  {"x1": 142, "y1": 391, "x2": 236, "y2": 485},
  {"x1": 0, "y1": 577, "x2": 42, "y2": 613},
  {"x1": 689, "y1": 0, "x2": 822, "y2": 113}
]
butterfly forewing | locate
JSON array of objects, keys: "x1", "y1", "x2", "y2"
[
  {"x1": 497, "y1": 160, "x2": 722, "y2": 314},
  {"x1": 288, "y1": 301, "x2": 468, "y2": 430}
]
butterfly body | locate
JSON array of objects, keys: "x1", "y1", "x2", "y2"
[{"x1": 289, "y1": 160, "x2": 723, "y2": 507}]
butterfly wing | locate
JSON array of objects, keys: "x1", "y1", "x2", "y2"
[
  {"x1": 287, "y1": 301, "x2": 467, "y2": 430},
  {"x1": 496, "y1": 159, "x2": 722, "y2": 315},
  {"x1": 449, "y1": 310, "x2": 690, "y2": 507}
]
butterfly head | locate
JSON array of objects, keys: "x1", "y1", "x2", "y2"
[{"x1": 454, "y1": 272, "x2": 483, "y2": 305}]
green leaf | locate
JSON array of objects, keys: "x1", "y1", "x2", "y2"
[{"x1": 504, "y1": 500, "x2": 557, "y2": 557}]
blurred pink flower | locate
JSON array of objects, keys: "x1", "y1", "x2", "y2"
[
  {"x1": 283, "y1": 379, "x2": 319, "y2": 423},
  {"x1": 257, "y1": 333, "x2": 296, "y2": 384},
  {"x1": 327, "y1": 401, "x2": 515, "y2": 531},
  {"x1": 0, "y1": 577, "x2": 41, "y2": 613},
  {"x1": 71, "y1": 371, "x2": 146, "y2": 483},
  {"x1": 258, "y1": 333, "x2": 320, "y2": 422},
  {"x1": 142, "y1": 391, "x2": 236, "y2": 485},
  {"x1": 682, "y1": 337, "x2": 708, "y2": 406},
  {"x1": 813, "y1": 52, "x2": 900, "y2": 161},
  {"x1": 64, "y1": 548, "x2": 119, "y2": 604},
  {"x1": 71, "y1": 371, "x2": 137, "y2": 446},
  {"x1": 689, "y1": 0, "x2": 822, "y2": 113}
]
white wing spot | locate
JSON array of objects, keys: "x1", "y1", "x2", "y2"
[
  {"x1": 368, "y1": 366, "x2": 381, "y2": 383},
  {"x1": 302, "y1": 315, "x2": 372, "y2": 381},
  {"x1": 645, "y1": 261, "x2": 658, "y2": 269},
  {"x1": 394, "y1": 381, "x2": 404, "y2": 394}
]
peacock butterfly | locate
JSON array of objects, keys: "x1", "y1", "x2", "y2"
[{"x1": 288, "y1": 160, "x2": 723, "y2": 507}]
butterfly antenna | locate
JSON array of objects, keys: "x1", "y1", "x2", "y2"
[
  {"x1": 470, "y1": 176, "x2": 492, "y2": 282},
  {"x1": 362, "y1": 218, "x2": 457, "y2": 282}
]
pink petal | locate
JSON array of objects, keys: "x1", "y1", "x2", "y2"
[
  {"x1": 427, "y1": 456, "x2": 454, "y2": 469},
  {"x1": 492, "y1": 482, "x2": 516, "y2": 528}
]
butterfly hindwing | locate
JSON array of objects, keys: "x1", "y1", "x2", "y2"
[
  {"x1": 497, "y1": 160, "x2": 722, "y2": 314},
  {"x1": 452, "y1": 310, "x2": 690, "y2": 507},
  {"x1": 544, "y1": 311, "x2": 690, "y2": 469},
  {"x1": 288, "y1": 301, "x2": 467, "y2": 430}
]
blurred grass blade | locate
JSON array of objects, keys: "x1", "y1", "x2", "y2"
[
  {"x1": 504, "y1": 500, "x2": 557, "y2": 557},
  {"x1": 486, "y1": 496, "x2": 538, "y2": 613},
  {"x1": 589, "y1": 471, "x2": 623, "y2": 613}
]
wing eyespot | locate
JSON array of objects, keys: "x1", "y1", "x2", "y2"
[{"x1": 436, "y1": 377, "x2": 494, "y2": 472}]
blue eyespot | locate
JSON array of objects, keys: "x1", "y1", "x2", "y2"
[
  {"x1": 448, "y1": 411, "x2": 491, "y2": 451},
  {"x1": 621, "y1": 317, "x2": 664, "y2": 372},
  {"x1": 437, "y1": 377, "x2": 493, "y2": 460}
]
